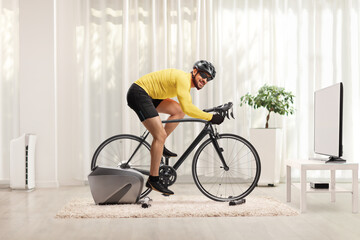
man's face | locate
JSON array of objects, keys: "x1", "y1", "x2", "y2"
[{"x1": 193, "y1": 69, "x2": 210, "y2": 90}]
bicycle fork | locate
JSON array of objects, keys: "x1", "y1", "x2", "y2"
[{"x1": 209, "y1": 125, "x2": 230, "y2": 171}]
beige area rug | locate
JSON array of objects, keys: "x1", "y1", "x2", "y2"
[{"x1": 55, "y1": 195, "x2": 298, "y2": 218}]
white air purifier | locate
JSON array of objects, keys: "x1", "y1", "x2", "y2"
[{"x1": 10, "y1": 134, "x2": 37, "y2": 190}]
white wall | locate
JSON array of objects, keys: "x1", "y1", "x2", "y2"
[{"x1": 19, "y1": 0, "x2": 58, "y2": 187}]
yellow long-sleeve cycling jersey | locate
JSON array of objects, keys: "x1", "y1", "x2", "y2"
[{"x1": 135, "y1": 69, "x2": 212, "y2": 121}]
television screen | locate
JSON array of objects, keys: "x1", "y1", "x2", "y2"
[{"x1": 314, "y1": 82, "x2": 344, "y2": 162}]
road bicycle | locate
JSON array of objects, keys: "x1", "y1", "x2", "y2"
[{"x1": 91, "y1": 102, "x2": 261, "y2": 202}]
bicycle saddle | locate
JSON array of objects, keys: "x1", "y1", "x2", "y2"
[{"x1": 163, "y1": 146, "x2": 177, "y2": 157}]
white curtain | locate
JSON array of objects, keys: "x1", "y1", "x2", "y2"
[
  {"x1": 60, "y1": 0, "x2": 359, "y2": 182},
  {"x1": 0, "y1": 0, "x2": 18, "y2": 184},
  {"x1": 2, "y1": 0, "x2": 359, "y2": 184},
  {"x1": 70, "y1": 0, "x2": 226, "y2": 179}
]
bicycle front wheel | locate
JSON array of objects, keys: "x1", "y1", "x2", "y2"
[
  {"x1": 91, "y1": 134, "x2": 152, "y2": 199},
  {"x1": 192, "y1": 134, "x2": 261, "y2": 202}
]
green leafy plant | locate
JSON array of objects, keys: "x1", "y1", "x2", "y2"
[{"x1": 240, "y1": 85, "x2": 295, "y2": 128}]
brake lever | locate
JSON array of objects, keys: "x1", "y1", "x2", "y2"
[
  {"x1": 221, "y1": 110, "x2": 226, "y2": 118},
  {"x1": 226, "y1": 110, "x2": 230, "y2": 119}
]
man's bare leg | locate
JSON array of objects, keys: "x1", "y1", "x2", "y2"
[
  {"x1": 141, "y1": 100, "x2": 184, "y2": 195},
  {"x1": 142, "y1": 116, "x2": 167, "y2": 176},
  {"x1": 156, "y1": 99, "x2": 185, "y2": 137},
  {"x1": 142, "y1": 116, "x2": 174, "y2": 195}
]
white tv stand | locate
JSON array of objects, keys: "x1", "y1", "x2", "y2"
[{"x1": 286, "y1": 159, "x2": 358, "y2": 213}]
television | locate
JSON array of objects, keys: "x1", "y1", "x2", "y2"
[{"x1": 314, "y1": 82, "x2": 345, "y2": 163}]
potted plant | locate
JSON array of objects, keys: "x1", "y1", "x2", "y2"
[
  {"x1": 240, "y1": 85, "x2": 295, "y2": 128},
  {"x1": 240, "y1": 84, "x2": 295, "y2": 186}
]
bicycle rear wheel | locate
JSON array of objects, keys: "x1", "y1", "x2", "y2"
[
  {"x1": 91, "y1": 134, "x2": 152, "y2": 198},
  {"x1": 192, "y1": 134, "x2": 261, "y2": 202}
]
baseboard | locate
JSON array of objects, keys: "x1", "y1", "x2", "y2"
[
  {"x1": 176, "y1": 175, "x2": 194, "y2": 183},
  {"x1": 59, "y1": 179, "x2": 88, "y2": 186},
  {"x1": 35, "y1": 180, "x2": 59, "y2": 188},
  {"x1": 0, "y1": 179, "x2": 10, "y2": 189},
  {"x1": 257, "y1": 180, "x2": 280, "y2": 186}
]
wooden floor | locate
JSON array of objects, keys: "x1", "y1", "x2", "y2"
[{"x1": 0, "y1": 183, "x2": 360, "y2": 240}]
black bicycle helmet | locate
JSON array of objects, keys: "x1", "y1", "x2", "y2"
[{"x1": 193, "y1": 60, "x2": 216, "y2": 81}]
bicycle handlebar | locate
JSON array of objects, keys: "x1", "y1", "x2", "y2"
[
  {"x1": 203, "y1": 102, "x2": 235, "y2": 120},
  {"x1": 161, "y1": 102, "x2": 235, "y2": 125}
]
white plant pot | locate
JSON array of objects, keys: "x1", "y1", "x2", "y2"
[{"x1": 250, "y1": 128, "x2": 282, "y2": 186}]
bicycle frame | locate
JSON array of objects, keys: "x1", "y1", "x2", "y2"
[{"x1": 127, "y1": 118, "x2": 230, "y2": 175}]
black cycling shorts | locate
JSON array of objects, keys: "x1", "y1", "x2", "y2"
[{"x1": 127, "y1": 83, "x2": 163, "y2": 122}]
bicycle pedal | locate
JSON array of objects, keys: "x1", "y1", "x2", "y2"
[
  {"x1": 229, "y1": 198, "x2": 246, "y2": 206},
  {"x1": 162, "y1": 194, "x2": 170, "y2": 197}
]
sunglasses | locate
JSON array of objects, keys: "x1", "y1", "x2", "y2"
[{"x1": 198, "y1": 71, "x2": 213, "y2": 81}]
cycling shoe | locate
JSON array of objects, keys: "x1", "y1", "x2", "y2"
[{"x1": 146, "y1": 179, "x2": 174, "y2": 195}]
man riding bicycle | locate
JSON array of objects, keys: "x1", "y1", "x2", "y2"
[{"x1": 126, "y1": 60, "x2": 224, "y2": 195}]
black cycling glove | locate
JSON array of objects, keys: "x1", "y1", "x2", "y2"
[{"x1": 210, "y1": 114, "x2": 224, "y2": 125}]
